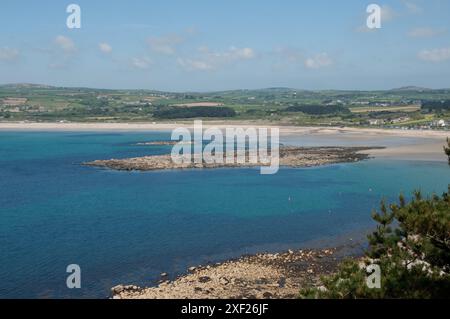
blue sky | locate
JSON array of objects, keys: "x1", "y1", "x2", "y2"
[{"x1": 1, "y1": 0, "x2": 450, "y2": 91}]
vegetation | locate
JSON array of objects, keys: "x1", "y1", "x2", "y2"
[
  {"x1": 422, "y1": 100, "x2": 450, "y2": 111},
  {"x1": 285, "y1": 104, "x2": 350, "y2": 115},
  {"x1": 301, "y1": 190, "x2": 450, "y2": 298},
  {"x1": 445, "y1": 138, "x2": 450, "y2": 165},
  {"x1": 153, "y1": 106, "x2": 236, "y2": 119},
  {"x1": 300, "y1": 145, "x2": 450, "y2": 299},
  {"x1": 1, "y1": 84, "x2": 450, "y2": 128}
]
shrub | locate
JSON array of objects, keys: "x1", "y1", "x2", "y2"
[{"x1": 153, "y1": 106, "x2": 236, "y2": 119}]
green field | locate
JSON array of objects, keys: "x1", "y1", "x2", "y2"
[{"x1": 1, "y1": 84, "x2": 449, "y2": 129}]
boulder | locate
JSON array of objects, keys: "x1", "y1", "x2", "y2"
[
  {"x1": 111, "y1": 285, "x2": 124, "y2": 294},
  {"x1": 198, "y1": 276, "x2": 212, "y2": 283}
]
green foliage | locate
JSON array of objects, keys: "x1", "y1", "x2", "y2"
[
  {"x1": 153, "y1": 106, "x2": 236, "y2": 119},
  {"x1": 1, "y1": 84, "x2": 450, "y2": 124},
  {"x1": 285, "y1": 104, "x2": 350, "y2": 115},
  {"x1": 300, "y1": 188, "x2": 450, "y2": 299},
  {"x1": 445, "y1": 138, "x2": 450, "y2": 165},
  {"x1": 422, "y1": 100, "x2": 450, "y2": 111}
]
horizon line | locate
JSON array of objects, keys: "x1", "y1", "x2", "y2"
[{"x1": 1, "y1": 83, "x2": 449, "y2": 94}]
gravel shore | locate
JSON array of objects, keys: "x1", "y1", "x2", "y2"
[{"x1": 111, "y1": 246, "x2": 359, "y2": 299}]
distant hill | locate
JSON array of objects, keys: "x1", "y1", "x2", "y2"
[
  {"x1": 0, "y1": 83, "x2": 55, "y2": 89},
  {"x1": 0, "y1": 83, "x2": 447, "y2": 94},
  {"x1": 390, "y1": 86, "x2": 432, "y2": 92}
]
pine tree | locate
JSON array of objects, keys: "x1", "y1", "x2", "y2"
[
  {"x1": 300, "y1": 143, "x2": 450, "y2": 299},
  {"x1": 445, "y1": 138, "x2": 450, "y2": 165}
]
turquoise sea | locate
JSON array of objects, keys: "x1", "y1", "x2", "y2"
[{"x1": 0, "y1": 131, "x2": 449, "y2": 298}]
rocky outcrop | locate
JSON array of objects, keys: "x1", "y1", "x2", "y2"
[
  {"x1": 85, "y1": 146, "x2": 382, "y2": 171},
  {"x1": 136, "y1": 141, "x2": 192, "y2": 146},
  {"x1": 111, "y1": 248, "x2": 345, "y2": 299}
]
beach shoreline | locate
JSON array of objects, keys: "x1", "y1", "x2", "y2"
[
  {"x1": 0, "y1": 121, "x2": 449, "y2": 138},
  {"x1": 1, "y1": 121, "x2": 447, "y2": 161},
  {"x1": 111, "y1": 246, "x2": 358, "y2": 299}
]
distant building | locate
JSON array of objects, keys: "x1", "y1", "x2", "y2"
[
  {"x1": 369, "y1": 119, "x2": 385, "y2": 125},
  {"x1": 352, "y1": 101, "x2": 370, "y2": 105},
  {"x1": 390, "y1": 117, "x2": 410, "y2": 124},
  {"x1": 437, "y1": 119, "x2": 446, "y2": 127}
]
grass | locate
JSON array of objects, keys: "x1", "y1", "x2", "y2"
[{"x1": 349, "y1": 105, "x2": 421, "y2": 113}]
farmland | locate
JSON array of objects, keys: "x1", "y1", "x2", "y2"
[{"x1": 1, "y1": 84, "x2": 450, "y2": 129}]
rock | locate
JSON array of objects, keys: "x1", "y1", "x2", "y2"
[
  {"x1": 263, "y1": 292, "x2": 273, "y2": 299},
  {"x1": 278, "y1": 277, "x2": 286, "y2": 288},
  {"x1": 219, "y1": 277, "x2": 230, "y2": 285},
  {"x1": 288, "y1": 249, "x2": 294, "y2": 255},
  {"x1": 307, "y1": 269, "x2": 314, "y2": 274},
  {"x1": 188, "y1": 266, "x2": 197, "y2": 272},
  {"x1": 111, "y1": 285, "x2": 124, "y2": 294},
  {"x1": 160, "y1": 272, "x2": 168, "y2": 277},
  {"x1": 198, "y1": 276, "x2": 212, "y2": 283},
  {"x1": 256, "y1": 277, "x2": 269, "y2": 285}
]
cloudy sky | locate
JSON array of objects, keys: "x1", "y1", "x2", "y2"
[{"x1": 1, "y1": 0, "x2": 450, "y2": 91}]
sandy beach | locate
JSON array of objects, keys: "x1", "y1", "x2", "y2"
[
  {"x1": 0, "y1": 121, "x2": 448, "y2": 161},
  {"x1": 0, "y1": 121, "x2": 448, "y2": 136}
]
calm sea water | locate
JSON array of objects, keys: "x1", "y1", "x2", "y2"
[{"x1": 0, "y1": 131, "x2": 449, "y2": 298}]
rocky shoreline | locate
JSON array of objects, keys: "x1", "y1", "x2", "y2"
[
  {"x1": 85, "y1": 146, "x2": 382, "y2": 171},
  {"x1": 136, "y1": 140, "x2": 193, "y2": 146},
  {"x1": 111, "y1": 246, "x2": 360, "y2": 299}
]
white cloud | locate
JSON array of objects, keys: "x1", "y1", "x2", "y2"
[
  {"x1": 147, "y1": 34, "x2": 184, "y2": 55},
  {"x1": 131, "y1": 56, "x2": 152, "y2": 69},
  {"x1": 200, "y1": 46, "x2": 255, "y2": 62},
  {"x1": 380, "y1": 5, "x2": 396, "y2": 21},
  {"x1": 408, "y1": 27, "x2": 445, "y2": 38},
  {"x1": 418, "y1": 48, "x2": 450, "y2": 62},
  {"x1": 274, "y1": 47, "x2": 303, "y2": 62},
  {"x1": 0, "y1": 47, "x2": 19, "y2": 61},
  {"x1": 177, "y1": 58, "x2": 214, "y2": 71},
  {"x1": 54, "y1": 35, "x2": 76, "y2": 53},
  {"x1": 304, "y1": 53, "x2": 333, "y2": 69},
  {"x1": 402, "y1": 1, "x2": 423, "y2": 14},
  {"x1": 99, "y1": 42, "x2": 112, "y2": 54},
  {"x1": 177, "y1": 46, "x2": 256, "y2": 72},
  {"x1": 230, "y1": 47, "x2": 255, "y2": 60}
]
